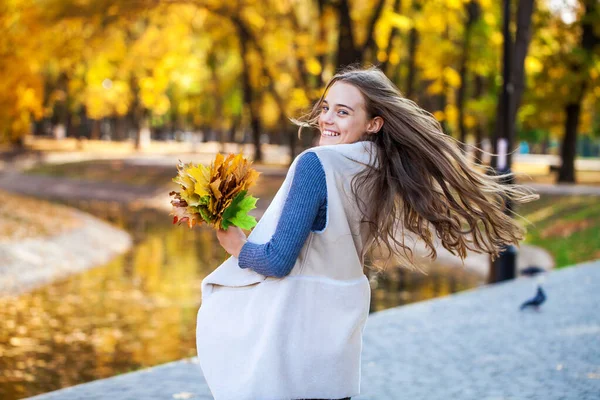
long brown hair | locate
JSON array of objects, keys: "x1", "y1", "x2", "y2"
[{"x1": 295, "y1": 66, "x2": 539, "y2": 272}]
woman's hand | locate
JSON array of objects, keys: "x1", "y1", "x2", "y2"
[{"x1": 216, "y1": 226, "x2": 248, "y2": 258}]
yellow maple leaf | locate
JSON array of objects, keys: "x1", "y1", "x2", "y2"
[
  {"x1": 188, "y1": 164, "x2": 211, "y2": 197},
  {"x1": 242, "y1": 169, "x2": 260, "y2": 190}
]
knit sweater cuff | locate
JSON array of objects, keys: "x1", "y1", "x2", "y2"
[{"x1": 238, "y1": 240, "x2": 261, "y2": 271}]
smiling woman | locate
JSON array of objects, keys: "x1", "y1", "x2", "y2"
[{"x1": 199, "y1": 65, "x2": 539, "y2": 400}]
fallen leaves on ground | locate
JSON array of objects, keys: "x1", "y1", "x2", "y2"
[{"x1": 0, "y1": 190, "x2": 81, "y2": 241}]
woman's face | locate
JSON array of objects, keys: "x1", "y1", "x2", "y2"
[{"x1": 318, "y1": 81, "x2": 373, "y2": 146}]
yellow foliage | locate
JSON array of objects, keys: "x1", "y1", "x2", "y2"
[
  {"x1": 433, "y1": 110, "x2": 446, "y2": 121},
  {"x1": 465, "y1": 115, "x2": 477, "y2": 129},
  {"x1": 444, "y1": 104, "x2": 458, "y2": 126},
  {"x1": 260, "y1": 94, "x2": 280, "y2": 128},
  {"x1": 386, "y1": 11, "x2": 413, "y2": 31},
  {"x1": 483, "y1": 12, "x2": 497, "y2": 26},
  {"x1": 241, "y1": 8, "x2": 266, "y2": 30},
  {"x1": 443, "y1": 67, "x2": 461, "y2": 88},
  {"x1": 306, "y1": 58, "x2": 322, "y2": 75},
  {"x1": 525, "y1": 56, "x2": 544, "y2": 75},
  {"x1": 427, "y1": 80, "x2": 444, "y2": 95},
  {"x1": 491, "y1": 32, "x2": 503, "y2": 46},
  {"x1": 288, "y1": 88, "x2": 310, "y2": 113},
  {"x1": 420, "y1": 13, "x2": 445, "y2": 33},
  {"x1": 188, "y1": 165, "x2": 211, "y2": 197},
  {"x1": 446, "y1": 0, "x2": 466, "y2": 11},
  {"x1": 388, "y1": 51, "x2": 401, "y2": 65}
]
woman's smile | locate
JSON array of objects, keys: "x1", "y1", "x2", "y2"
[
  {"x1": 321, "y1": 129, "x2": 340, "y2": 137},
  {"x1": 318, "y1": 82, "x2": 372, "y2": 146}
]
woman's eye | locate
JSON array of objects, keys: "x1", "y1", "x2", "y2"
[
  {"x1": 321, "y1": 106, "x2": 329, "y2": 112},
  {"x1": 338, "y1": 110, "x2": 348, "y2": 116}
]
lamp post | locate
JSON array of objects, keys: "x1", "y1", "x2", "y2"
[{"x1": 488, "y1": 0, "x2": 517, "y2": 284}]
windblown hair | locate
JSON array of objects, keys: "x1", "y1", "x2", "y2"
[{"x1": 295, "y1": 66, "x2": 539, "y2": 272}]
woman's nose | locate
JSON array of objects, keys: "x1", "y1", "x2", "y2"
[{"x1": 320, "y1": 110, "x2": 334, "y2": 124}]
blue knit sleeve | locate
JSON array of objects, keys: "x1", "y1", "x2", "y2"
[{"x1": 238, "y1": 151, "x2": 327, "y2": 278}]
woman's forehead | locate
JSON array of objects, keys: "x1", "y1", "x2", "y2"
[{"x1": 324, "y1": 82, "x2": 365, "y2": 109}]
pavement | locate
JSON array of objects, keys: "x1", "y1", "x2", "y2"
[{"x1": 27, "y1": 260, "x2": 600, "y2": 400}]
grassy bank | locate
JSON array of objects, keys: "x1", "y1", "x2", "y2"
[{"x1": 515, "y1": 194, "x2": 600, "y2": 268}]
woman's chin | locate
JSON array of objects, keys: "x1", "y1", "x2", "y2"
[{"x1": 319, "y1": 135, "x2": 342, "y2": 146}]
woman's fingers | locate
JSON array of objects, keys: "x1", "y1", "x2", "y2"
[{"x1": 215, "y1": 226, "x2": 247, "y2": 257}]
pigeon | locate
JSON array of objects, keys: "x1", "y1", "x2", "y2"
[
  {"x1": 520, "y1": 285, "x2": 546, "y2": 311},
  {"x1": 520, "y1": 265, "x2": 546, "y2": 277}
]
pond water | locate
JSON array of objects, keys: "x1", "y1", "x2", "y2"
[{"x1": 0, "y1": 197, "x2": 483, "y2": 399}]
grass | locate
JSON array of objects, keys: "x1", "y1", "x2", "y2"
[{"x1": 515, "y1": 194, "x2": 600, "y2": 268}]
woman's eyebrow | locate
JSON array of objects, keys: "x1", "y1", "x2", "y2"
[{"x1": 322, "y1": 100, "x2": 355, "y2": 112}]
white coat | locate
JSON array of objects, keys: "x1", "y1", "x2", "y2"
[{"x1": 196, "y1": 140, "x2": 379, "y2": 400}]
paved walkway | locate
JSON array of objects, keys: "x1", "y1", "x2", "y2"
[
  {"x1": 28, "y1": 260, "x2": 600, "y2": 400},
  {"x1": 526, "y1": 182, "x2": 600, "y2": 196}
]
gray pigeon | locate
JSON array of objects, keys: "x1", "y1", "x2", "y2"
[{"x1": 520, "y1": 285, "x2": 546, "y2": 311}]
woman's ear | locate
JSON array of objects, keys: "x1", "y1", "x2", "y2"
[{"x1": 367, "y1": 116, "x2": 384, "y2": 134}]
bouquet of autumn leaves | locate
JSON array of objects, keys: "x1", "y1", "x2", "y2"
[{"x1": 169, "y1": 153, "x2": 261, "y2": 230}]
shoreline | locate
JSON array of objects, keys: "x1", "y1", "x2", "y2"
[{"x1": 0, "y1": 208, "x2": 132, "y2": 298}]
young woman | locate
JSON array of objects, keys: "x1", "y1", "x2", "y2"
[{"x1": 197, "y1": 66, "x2": 537, "y2": 400}]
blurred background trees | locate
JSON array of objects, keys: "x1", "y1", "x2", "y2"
[{"x1": 1, "y1": 0, "x2": 598, "y2": 181}]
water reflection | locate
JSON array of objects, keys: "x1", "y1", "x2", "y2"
[
  {"x1": 367, "y1": 262, "x2": 482, "y2": 313},
  {"x1": 0, "y1": 200, "x2": 482, "y2": 399}
]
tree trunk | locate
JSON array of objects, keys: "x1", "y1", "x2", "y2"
[
  {"x1": 129, "y1": 76, "x2": 145, "y2": 151},
  {"x1": 558, "y1": 103, "x2": 579, "y2": 182},
  {"x1": 405, "y1": 27, "x2": 419, "y2": 99},
  {"x1": 438, "y1": 23, "x2": 450, "y2": 135},
  {"x1": 336, "y1": 0, "x2": 361, "y2": 68},
  {"x1": 404, "y1": 0, "x2": 421, "y2": 98},
  {"x1": 557, "y1": 0, "x2": 599, "y2": 183},
  {"x1": 91, "y1": 119, "x2": 101, "y2": 140},
  {"x1": 492, "y1": 0, "x2": 535, "y2": 169},
  {"x1": 317, "y1": 0, "x2": 328, "y2": 86},
  {"x1": 114, "y1": 116, "x2": 128, "y2": 141},
  {"x1": 360, "y1": 0, "x2": 386, "y2": 63},
  {"x1": 510, "y1": 0, "x2": 535, "y2": 120},
  {"x1": 381, "y1": 0, "x2": 402, "y2": 75},
  {"x1": 208, "y1": 50, "x2": 225, "y2": 153},
  {"x1": 473, "y1": 74, "x2": 485, "y2": 163},
  {"x1": 288, "y1": 10, "x2": 309, "y2": 92},
  {"x1": 508, "y1": 0, "x2": 535, "y2": 168},
  {"x1": 235, "y1": 21, "x2": 263, "y2": 162},
  {"x1": 457, "y1": 1, "x2": 480, "y2": 149}
]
